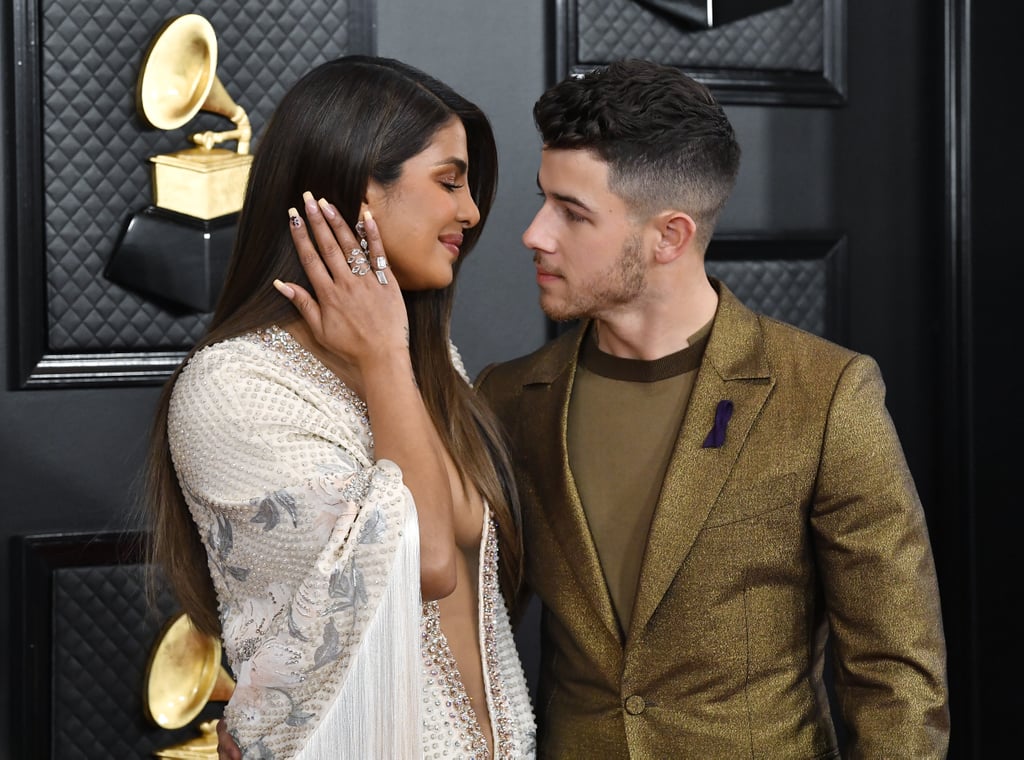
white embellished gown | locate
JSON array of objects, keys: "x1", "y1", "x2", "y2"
[{"x1": 167, "y1": 326, "x2": 536, "y2": 759}]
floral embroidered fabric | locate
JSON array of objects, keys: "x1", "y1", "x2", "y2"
[{"x1": 167, "y1": 327, "x2": 534, "y2": 758}]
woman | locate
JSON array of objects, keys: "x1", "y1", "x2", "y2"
[{"x1": 147, "y1": 55, "x2": 535, "y2": 759}]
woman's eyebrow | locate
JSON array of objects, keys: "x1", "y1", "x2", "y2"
[{"x1": 435, "y1": 157, "x2": 469, "y2": 174}]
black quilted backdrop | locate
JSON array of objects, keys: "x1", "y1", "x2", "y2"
[
  {"x1": 704, "y1": 235, "x2": 847, "y2": 341},
  {"x1": 706, "y1": 259, "x2": 828, "y2": 336},
  {"x1": 39, "y1": 0, "x2": 373, "y2": 352},
  {"x1": 557, "y1": 0, "x2": 844, "y2": 104},
  {"x1": 51, "y1": 563, "x2": 218, "y2": 759},
  {"x1": 13, "y1": 532, "x2": 231, "y2": 759},
  {"x1": 576, "y1": 0, "x2": 823, "y2": 72}
]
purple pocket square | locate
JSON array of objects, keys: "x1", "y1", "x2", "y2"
[{"x1": 702, "y1": 400, "x2": 734, "y2": 448}]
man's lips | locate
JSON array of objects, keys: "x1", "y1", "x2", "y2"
[
  {"x1": 535, "y1": 266, "x2": 561, "y2": 283},
  {"x1": 439, "y1": 233, "x2": 464, "y2": 256},
  {"x1": 533, "y1": 255, "x2": 560, "y2": 281}
]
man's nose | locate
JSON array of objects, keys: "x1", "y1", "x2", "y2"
[{"x1": 522, "y1": 207, "x2": 549, "y2": 252}]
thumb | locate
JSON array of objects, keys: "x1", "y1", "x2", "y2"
[{"x1": 273, "y1": 279, "x2": 321, "y2": 334}]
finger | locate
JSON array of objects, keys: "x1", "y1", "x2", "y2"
[
  {"x1": 362, "y1": 210, "x2": 391, "y2": 287},
  {"x1": 319, "y1": 199, "x2": 374, "y2": 279},
  {"x1": 216, "y1": 719, "x2": 240, "y2": 760},
  {"x1": 273, "y1": 278, "x2": 322, "y2": 335},
  {"x1": 287, "y1": 207, "x2": 335, "y2": 295},
  {"x1": 302, "y1": 192, "x2": 358, "y2": 281},
  {"x1": 318, "y1": 197, "x2": 365, "y2": 264}
]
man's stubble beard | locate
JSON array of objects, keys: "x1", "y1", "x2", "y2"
[{"x1": 540, "y1": 233, "x2": 646, "y2": 323}]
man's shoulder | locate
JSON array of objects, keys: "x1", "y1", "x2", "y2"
[
  {"x1": 758, "y1": 314, "x2": 856, "y2": 360},
  {"x1": 714, "y1": 278, "x2": 859, "y2": 369},
  {"x1": 474, "y1": 325, "x2": 583, "y2": 396},
  {"x1": 742, "y1": 313, "x2": 884, "y2": 394},
  {"x1": 710, "y1": 287, "x2": 883, "y2": 402}
]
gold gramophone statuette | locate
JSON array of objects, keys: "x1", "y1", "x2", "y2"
[
  {"x1": 144, "y1": 612, "x2": 235, "y2": 759},
  {"x1": 138, "y1": 14, "x2": 252, "y2": 220}
]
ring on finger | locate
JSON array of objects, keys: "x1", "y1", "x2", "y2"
[
  {"x1": 375, "y1": 270, "x2": 388, "y2": 285},
  {"x1": 374, "y1": 255, "x2": 388, "y2": 271},
  {"x1": 347, "y1": 248, "x2": 364, "y2": 264},
  {"x1": 351, "y1": 258, "x2": 371, "y2": 276}
]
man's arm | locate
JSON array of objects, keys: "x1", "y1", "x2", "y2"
[{"x1": 811, "y1": 354, "x2": 949, "y2": 758}]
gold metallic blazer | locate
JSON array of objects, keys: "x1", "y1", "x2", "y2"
[{"x1": 476, "y1": 281, "x2": 949, "y2": 760}]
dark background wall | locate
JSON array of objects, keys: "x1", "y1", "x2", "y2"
[
  {"x1": 969, "y1": 0, "x2": 1022, "y2": 748},
  {"x1": 0, "y1": 0, "x2": 1012, "y2": 756}
]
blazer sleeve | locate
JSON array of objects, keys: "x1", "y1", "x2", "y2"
[{"x1": 810, "y1": 353, "x2": 950, "y2": 758}]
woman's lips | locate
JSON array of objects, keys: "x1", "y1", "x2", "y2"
[{"x1": 439, "y1": 233, "x2": 464, "y2": 257}]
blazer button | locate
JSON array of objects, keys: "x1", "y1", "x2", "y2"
[{"x1": 624, "y1": 695, "x2": 646, "y2": 715}]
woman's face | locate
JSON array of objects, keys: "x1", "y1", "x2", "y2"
[{"x1": 364, "y1": 118, "x2": 481, "y2": 291}]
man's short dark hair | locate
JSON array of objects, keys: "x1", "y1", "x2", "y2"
[{"x1": 533, "y1": 59, "x2": 740, "y2": 248}]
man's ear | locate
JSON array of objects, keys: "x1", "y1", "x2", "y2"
[{"x1": 653, "y1": 210, "x2": 698, "y2": 264}]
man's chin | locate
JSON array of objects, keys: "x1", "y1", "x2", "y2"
[{"x1": 539, "y1": 298, "x2": 579, "y2": 323}]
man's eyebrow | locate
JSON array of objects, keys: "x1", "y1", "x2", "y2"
[{"x1": 535, "y1": 175, "x2": 594, "y2": 212}]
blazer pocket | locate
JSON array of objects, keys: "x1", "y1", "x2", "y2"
[{"x1": 704, "y1": 472, "x2": 802, "y2": 528}]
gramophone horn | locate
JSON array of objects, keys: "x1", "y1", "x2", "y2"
[
  {"x1": 137, "y1": 14, "x2": 250, "y2": 153},
  {"x1": 144, "y1": 612, "x2": 235, "y2": 730},
  {"x1": 137, "y1": 15, "x2": 218, "y2": 131}
]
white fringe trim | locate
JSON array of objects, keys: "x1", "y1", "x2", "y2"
[{"x1": 296, "y1": 505, "x2": 423, "y2": 759}]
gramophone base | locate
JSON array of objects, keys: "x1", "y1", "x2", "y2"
[
  {"x1": 151, "y1": 148, "x2": 252, "y2": 220},
  {"x1": 154, "y1": 719, "x2": 220, "y2": 759},
  {"x1": 105, "y1": 206, "x2": 238, "y2": 313}
]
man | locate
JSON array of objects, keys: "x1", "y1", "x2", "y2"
[{"x1": 475, "y1": 59, "x2": 949, "y2": 758}]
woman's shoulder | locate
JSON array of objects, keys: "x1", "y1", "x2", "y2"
[
  {"x1": 177, "y1": 327, "x2": 342, "y2": 397},
  {"x1": 168, "y1": 334, "x2": 269, "y2": 434},
  {"x1": 172, "y1": 327, "x2": 370, "y2": 443},
  {"x1": 181, "y1": 330, "x2": 269, "y2": 373}
]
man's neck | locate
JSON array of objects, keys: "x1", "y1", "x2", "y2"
[{"x1": 592, "y1": 276, "x2": 718, "y2": 360}]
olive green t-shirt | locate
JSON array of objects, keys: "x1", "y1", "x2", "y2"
[{"x1": 567, "y1": 320, "x2": 712, "y2": 635}]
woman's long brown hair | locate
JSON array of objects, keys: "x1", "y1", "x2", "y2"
[{"x1": 146, "y1": 56, "x2": 521, "y2": 637}]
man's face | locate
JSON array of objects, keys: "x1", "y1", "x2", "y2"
[{"x1": 523, "y1": 148, "x2": 647, "y2": 322}]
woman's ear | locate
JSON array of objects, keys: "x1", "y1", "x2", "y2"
[
  {"x1": 653, "y1": 210, "x2": 698, "y2": 264},
  {"x1": 363, "y1": 179, "x2": 386, "y2": 214}
]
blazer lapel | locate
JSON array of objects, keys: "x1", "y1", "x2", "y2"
[
  {"x1": 517, "y1": 323, "x2": 621, "y2": 643},
  {"x1": 627, "y1": 283, "x2": 774, "y2": 644}
]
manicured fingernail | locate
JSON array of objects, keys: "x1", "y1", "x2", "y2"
[
  {"x1": 287, "y1": 208, "x2": 301, "y2": 228},
  {"x1": 273, "y1": 278, "x2": 295, "y2": 298},
  {"x1": 302, "y1": 191, "x2": 317, "y2": 214},
  {"x1": 363, "y1": 209, "x2": 376, "y2": 232},
  {"x1": 317, "y1": 198, "x2": 336, "y2": 219}
]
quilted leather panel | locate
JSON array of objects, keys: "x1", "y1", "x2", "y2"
[
  {"x1": 576, "y1": 0, "x2": 824, "y2": 71},
  {"x1": 51, "y1": 563, "x2": 221, "y2": 758},
  {"x1": 40, "y1": 0, "x2": 372, "y2": 351},
  {"x1": 707, "y1": 258, "x2": 828, "y2": 336}
]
